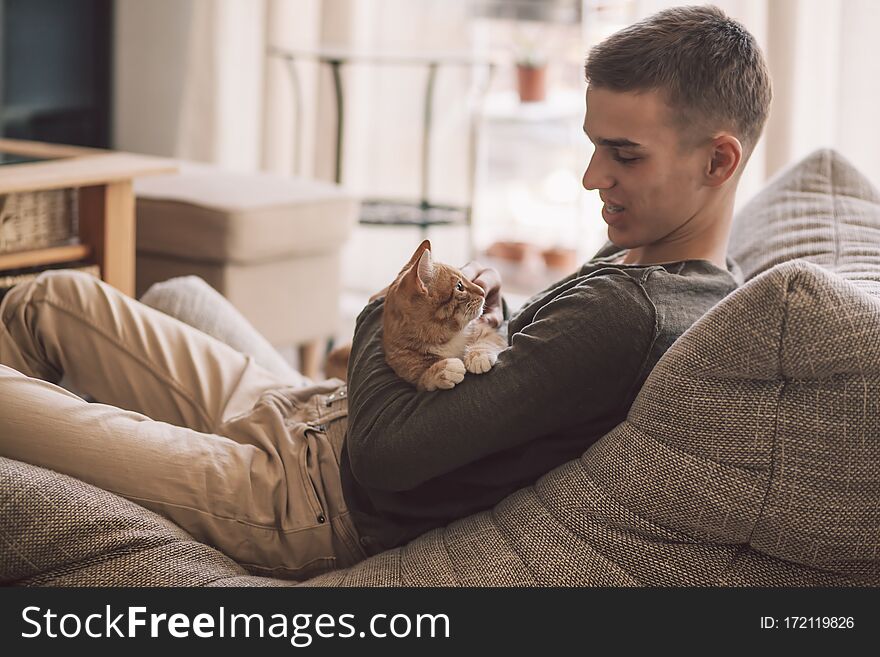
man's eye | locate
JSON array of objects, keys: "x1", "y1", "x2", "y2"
[
  {"x1": 456, "y1": 281, "x2": 464, "y2": 291},
  {"x1": 613, "y1": 152, "x2": 640, "y2": 165}
]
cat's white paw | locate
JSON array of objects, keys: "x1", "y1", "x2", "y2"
[
  {"x1": 435, "y1": 358, "x2": 466, "y2": 388},
  {"x1": 464, "y1": 349, "x2": 497, "y2": 374},
  {"x1": 421, "y1": 358, "x2": 466, "y2": 390}
]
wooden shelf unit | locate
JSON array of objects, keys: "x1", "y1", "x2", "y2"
[
  {"x1": 0, "y1": 244, "x2": 91, "y2": 271},
  {"x1": 0, "y1": 139, "x2": 176, "y2": 295}
]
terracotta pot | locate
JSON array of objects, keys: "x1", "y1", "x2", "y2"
[
  {"x1": 486, "y1": 240, "x2": 535, "y2": 262},
  {"x1": 516, "y1": 64, "x2": 547, "y2": 103},
  {"x1": 541, "y1": 247, "x2": 578, "y2": 271}
]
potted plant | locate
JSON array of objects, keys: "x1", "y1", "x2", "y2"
[
  {"x1": 515, "y1": 50, "x2": 548, "y2": 103},
  {"x1": 512, "y1": 27, "x2": 548, "y2": 103}
]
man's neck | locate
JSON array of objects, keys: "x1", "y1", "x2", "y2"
[
  {"x1": 621, "y1": 196, "x2": 735, "y2": 270},
  {"x1": 622, "y1": 241, "x2": 729, "y2": 269}
]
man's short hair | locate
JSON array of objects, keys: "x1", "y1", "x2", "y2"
[{"x1": 584, "y1": 4, "x2": 772, "y2": 159}]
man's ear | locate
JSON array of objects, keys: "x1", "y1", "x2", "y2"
[{"x1": 705, "y1": 135, "x2": 742, "y2": 187}]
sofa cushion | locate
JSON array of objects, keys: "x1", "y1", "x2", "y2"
[
  {"x1": 139, "y1": 275, "x2": 305, "y2": 383},
  {"x1": 729, "y1": 148, "x2": 880, "y2": 295},
  {"x1": 302, "y1": 260, "x2": 880, "y2": 586},
  {"x1": 135, "y1": 164, "x2": 359, "y2": 263},
  {"x1": 0, "y1": 455, "x2": 296, "y2": 586}
]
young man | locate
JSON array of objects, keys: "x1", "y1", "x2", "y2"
[
  {"x1": 342, "y1": 4, "x2": 771, "y2": 552},
  {"x1": 0, "y1": 5, "x2": 771, "y2": 578}
]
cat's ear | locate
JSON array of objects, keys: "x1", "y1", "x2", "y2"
[
  {"x1": 401, "y1": 239, "x2": 432, "y2": 273},
  {"x1": 401, "y1": 248, "x2": 433, "y2": 295},
  {"x1": 416, "y1": 248, "x2": 435, "y2": 285}
]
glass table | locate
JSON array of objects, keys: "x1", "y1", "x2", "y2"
[{"x1": 269, "y1": 46, "x2": 496, "y2": 253}]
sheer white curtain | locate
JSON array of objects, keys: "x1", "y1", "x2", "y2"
[
  {"x1": 767, "y1": 0, "x2": 880, "y2": 186},
  {"x1": 175, "y1": 0, "x2": 267, "y2": 170},
  {"x1": 261, "y1": 0, "x2": 324, "y2": 177},
  {"x1": 114, "y1": 0, "x2": 269, "y2": 171}
]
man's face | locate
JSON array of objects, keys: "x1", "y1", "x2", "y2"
[{"x1": 582, "y1": 86, "x2": 710, "y2": 251}]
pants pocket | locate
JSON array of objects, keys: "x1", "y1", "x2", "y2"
[{"x1": 301, "y1": 427, "x2": 327, "y2": 526}]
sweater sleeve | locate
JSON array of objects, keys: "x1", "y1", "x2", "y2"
[{"x1": 345, "y1": 273, "x2": 657, "y2": 491}]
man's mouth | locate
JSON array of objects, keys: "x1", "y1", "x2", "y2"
[{"x1": 604, "y1": 203, "x2": 625, "y2": 214}]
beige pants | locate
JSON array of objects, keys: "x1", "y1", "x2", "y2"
[{"x1": 0, "y1": 270, "x2": 364, "y2": 579}]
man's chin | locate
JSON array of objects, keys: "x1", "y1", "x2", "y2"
[{"x1": 607, "y1": 228, "x2": 636, "y2": 249}]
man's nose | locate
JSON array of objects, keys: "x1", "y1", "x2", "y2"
[{"x1": 582, "y1": 152, "x2": 613, "y2": 190}]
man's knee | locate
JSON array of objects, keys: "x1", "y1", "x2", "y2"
[
  {"x1": 35, "y1": 268, "x2": 101, "y2": 292},
  {"x1": 1, "y1": 270, "x2": 105, "y2": 325},
  {"x1": 34, "y1": 269, "x2": 106, "y2": 305}
]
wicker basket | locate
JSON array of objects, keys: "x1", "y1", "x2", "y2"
[{"x1": 0, "y1": 188, "x2": 79, "y2": 253}]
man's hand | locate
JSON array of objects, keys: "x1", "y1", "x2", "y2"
[{"x1": 460, "y1": 261, "x2": 503, "y2": 328}]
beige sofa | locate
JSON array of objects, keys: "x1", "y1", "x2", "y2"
[{"x1": 1, "y1": 149, "x2": 878, "y2": 586}]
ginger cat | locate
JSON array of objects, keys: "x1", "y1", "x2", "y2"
[
  {"x1": 323, "y1": 240, "x2": 507, "y2": 390},
  {"x1": 382, "y1": 240, "x2": 507, "y2": 391}
]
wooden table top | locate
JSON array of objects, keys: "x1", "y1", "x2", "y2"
[{"x1": 0, "y1": 138, "x2": 177, "y2": 194}]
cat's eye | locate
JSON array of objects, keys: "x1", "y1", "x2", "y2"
[{"x1": 456, "y1": 281, "x2": 464, "y2": 291}]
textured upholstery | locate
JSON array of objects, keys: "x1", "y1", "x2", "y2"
[
  {"x1": 1, "y1": 149, "x2": 879, "y2": 586},
  {"x1": 730, "y1": 148, "x2": 880, "y2": 293},
  {"x1": 0, "y1": 455, "x2": 284, "y2": 587}
]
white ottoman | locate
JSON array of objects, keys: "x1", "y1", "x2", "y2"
[{"x1": 134, "y1": 166, "x2": 359, "y2": 378}]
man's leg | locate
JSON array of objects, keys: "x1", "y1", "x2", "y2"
[
  {"x1": 139, "y1": 275, "x2": 312, "y2": 386},
  {"x1": 0, "y1": 270, "x2": 282, "y2": 432},
  {"x1": 0, "y1": 364, "x2": 339, "y2": 576}
]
